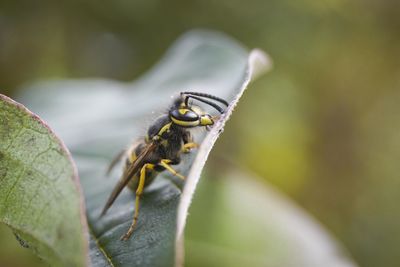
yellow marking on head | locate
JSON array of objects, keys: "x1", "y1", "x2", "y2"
[
  {"x1": 171, "y1": 117, "x2": 200, "y2": 127},
  {"x1": 200, "y1": 115, "x2": 213, "y2": 126},
  {"x1": 178, "y1": 109, "x2": 189, "y2": 115}
]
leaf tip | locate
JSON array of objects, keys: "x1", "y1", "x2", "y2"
[{"x1": 248, "y1": 49, "x2": 273, "y2": 80}]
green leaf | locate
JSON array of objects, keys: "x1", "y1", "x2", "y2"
[
  {"x1": 19, "y1": 30, "x2": 271, "y2": 267},
  {"x1": 185, "y1": 167, "x2": 358, "y2": 267},
  {"x1": 0, "y1": 95, "x2": 89, "y2": 267},
  {"x1": 175, "y1": 49, "x2": 270, "y2": 265},
  {"x1": 17, "y1": 29, "x2": 355, "y2": 267}
]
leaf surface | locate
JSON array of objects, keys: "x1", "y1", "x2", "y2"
[
  {"x1": 185, "y1": 166, "x2": 358, "y2": 267},
  {"x1": 0, "y1": 95, "x2": 88, "y2": 267},
  {"x1": 18, "y1": 29, "x2": 355, "y2": 267},
  {"x1": 19, "y1": 30, "x2": 270, "y2": 267}
]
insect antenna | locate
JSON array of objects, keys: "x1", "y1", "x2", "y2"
[
  {"x1": 184, "y1": 95, "x2": 225, "y2": 114},
  {"x1": 181, "y1": 92, "x2": 229, "y2": 107}
]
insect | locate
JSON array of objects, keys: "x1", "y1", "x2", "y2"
[{"x1": 101, "y1": 91, "x2": 229, "y2": 240}]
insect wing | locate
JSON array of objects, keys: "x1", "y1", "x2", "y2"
[{"x1": 100, "y1": 142, "x2": 157, "y2": 216}]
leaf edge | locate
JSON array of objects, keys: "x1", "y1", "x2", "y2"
[
  {"x1": 0, "y1": 94, "x2": 90, "y2": 267},
  {"x1": 174, "y1": 49, "x2": 272, "y2": 267}
]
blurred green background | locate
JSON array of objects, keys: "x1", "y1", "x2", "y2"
[{"x1": 1, "y1": 0, "x2": 399, "y2": 266}]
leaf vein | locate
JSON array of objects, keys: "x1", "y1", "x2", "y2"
[{"x1": 1, "y1": 167, "x2": 25, "y2": 214}]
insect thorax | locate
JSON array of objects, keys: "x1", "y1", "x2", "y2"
[{"x1": 145, "y1": 115, "x2": 187, "y2": 161}]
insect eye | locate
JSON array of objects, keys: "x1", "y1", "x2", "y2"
[{"x1": 170, "y1": 108, "x2": 199, "y2": 122}]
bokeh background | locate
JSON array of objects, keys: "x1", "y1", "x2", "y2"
[{"x1": 1, "y1": 0, "x2": 399, "y2": 266}]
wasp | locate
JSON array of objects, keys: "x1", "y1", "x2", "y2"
[{"x1": 101, "y1": 91, "x2": 229, "y2": 240}]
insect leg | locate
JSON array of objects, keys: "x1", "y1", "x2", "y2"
[
  {"x1": 182, "y1": 142, "x2": 198, "y2": 153},
  {"x1": 159, "y1": 159, "x2": 185, "y2": 180},
  {"x1": 121, "y1": 163, "x2": 155, "y2": 241},
  {"x1": 182, "y1": 131, "x2": 198, "y2": 153}
]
